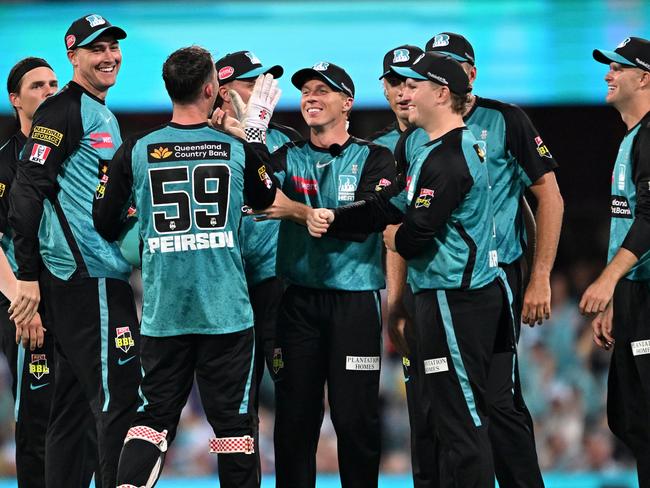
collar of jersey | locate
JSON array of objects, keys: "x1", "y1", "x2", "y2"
[
  {"x1": 307, "y1": 136, "x2": 353, "y2": 153},
  {"x1": 425, "y1": 126, "x2": 467, "y2": 146},
  {"x1": 168, "y1": 122, "x2": 210, "y2": 130},
  {"x1": 68, "y1": 81, "x2": 106, "y2": 105}
]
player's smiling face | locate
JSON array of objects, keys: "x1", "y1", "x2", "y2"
[
  {"x1": 70, "y1": 35, "x2": 122, "y2": 98},
  {"x1": 404, "y1": 78, "x2": 439, "y2": 127},
  {"x1": 300, "y1": 79, "x2": 352, "y2": 130},
  {"x1": 605, "y1": 62, "x2": 645, "y2": 106}
]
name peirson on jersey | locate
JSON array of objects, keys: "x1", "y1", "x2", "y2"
[
  {"x1": 611, "y1": 195, "x2": 633, "y2": 219},
  {"x1": 147, "y1": 141, "x2": 231, "y2": 163}
]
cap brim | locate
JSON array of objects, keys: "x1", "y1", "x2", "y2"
[
  {"x1": 593, "y1": 49, "x2": 635, "y2": 66},
  {"x1": 391, "y1": 66, "x2": 428, "y2": 81},
  {"x1": 433, "y1": 50, "x2": 474, "y2": 65},
  {"x1": 291, "y1": 68, "x2": 352, "y2": 97},
  {"x1": 378, "y1": 67, "x2": 409, "y2": 80},
  {"x1": 77, "y1": 26, "x2": 127, "y2": 48},
  {"x1": 238, "y1": 64, "x2": 284, "y2": 80}
]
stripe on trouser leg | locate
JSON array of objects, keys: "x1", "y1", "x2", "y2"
[
  {"x1": 239, "y1": 330, "x2": 255, "y2": 414},
  {"x1": 373, "y1": 290, "x2": 383, "y2": 352},
  {"x1": 137, "y1": 366, "x2": 147, "y2": 413},
  {"x1": 436, "y1": 289, "x2": 481, "y2": 427},
  {"x1": 497, "y1": 268, "x2": 517, "y2": 392},
  {"x1": 14, "y1": 345, "x2": 25, "y2": 421},
  {"x1": 99, "y1": 278, "x2": 110, "y2": 412}
]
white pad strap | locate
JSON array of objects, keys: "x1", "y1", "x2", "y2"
[
  {"x1": 117, "y1": 485, "x2": 143, "y2": 488},
  {"x1": 209, "y1": 435, "x2": 255, "y2": 455},
  {"x1": 124, "y1": 426, "x2": 168, "y2": 452}
]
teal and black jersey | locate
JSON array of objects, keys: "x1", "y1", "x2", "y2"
[
  {"x1": 9, "y1": 81, "x2": 131, "y2": 282},
  {"x1": 333, "y1": 127, "x2": 498, "y2": 292},
  {"x1": 93, "y1": 122, "x2": 277, "y2": 337},
  {"x1": 397, "y1": 96, "x2": 558, "y2": 265},
  {"x1": 240, "y1": 122, "x2": 302, "y2": 286},
  {"x1": 370, "y1": 121, "x2": 403, "y2": 153},
  {"x1": 272, "y1": 137, "x2": 396, "y2": 291},
  {"x1": 0, "y1": 131, "x2": 25, "y2": 273},
  {"x1": 608, "y1": 111, "x2": 650, "y2": 281}
]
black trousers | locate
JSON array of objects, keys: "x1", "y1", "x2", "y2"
[
  {"x1": 274, "y1": 285, "x2": 382, "y2": 488},
  {"x1": 413, "y1": 279, "x2": 512, "y2": 488},
  {"x1": 486, "y1": 261, "x2": 543, "y2": 488},
  {"x1": 0, "y1": 295, "x2": 55, "y2": 488},
  {"x1": 40, "y1": 269, "x2": 141, "y2": 488},
  {"x1": 249, "y1": 277, "x2": 285, "y2": 400},
  {"x1": 608, "y1": 279, "x2": 650, "y2": 486},
  {"x1": 117, "y1": 329, "x2": 259, "y2": 488},
  {"x1": 404, "y1": 263, "x2": 543, "y2": 488}
]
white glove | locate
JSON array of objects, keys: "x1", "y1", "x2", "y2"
[{"x1": 231, "y1": 74, "x2": 281, "y2": 143}]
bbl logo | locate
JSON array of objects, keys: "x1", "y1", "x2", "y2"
[
  {"x1": 272, "y1": 348, "x2": 284, "y2": 374},
  {"x1": 115, "y1": 326, "x2": 135, "y2": 353},
  {"x1": 29, "y1": 354, "x2": 50, "y2": 379}
]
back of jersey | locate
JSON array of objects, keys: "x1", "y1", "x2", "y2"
[{"x1": 130, "y1": 123, "x2": 252, "y2": 337}]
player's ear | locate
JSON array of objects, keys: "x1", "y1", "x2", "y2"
[
  {"x1": 67, "y1": 49, "x2": 77, "y2": 67},
  {"x1": 341, "y1": 95, "x2": 353, "y2": 113},
  {"x1": 640, "y1": 70, "x2": 650, "y2": 89},
  {"x1": 9, "y1": 92, "x2": 20, "y2": 110},
  {"x1": 218, "y1": 84, "x2": 231, "y2": 103}
]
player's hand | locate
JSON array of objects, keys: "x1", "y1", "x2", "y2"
[
  {"x1": 307, "y1": 208, "x2": 334, "y2": 238},
  {"x1": 9, "y1": 280, "x2": 40, "y2": 327},
  {"x1": 16, "y1": 312, "x2": 45, "y2": 351},
  {"x1": 383, "y1": 224, "x2": 400, "y2": 252},
  {"x1": 579, "y1": 274, "x2": 617, "y2": 316},
  {"x1": 522, "y1": 275, "x2": 551, "y2": 326},
  {"x1": 241, "y1": 74, "x2": 282, "y2": 142},
  {"x1": 211, "y1": 107, "x2": 245, "y2": 139},
  {"x1": 387, "y1": 299, "x2": 411, "y2": 357},
  {"x1": 592, "y1": 302, "x2": 614, "y2": 350}
]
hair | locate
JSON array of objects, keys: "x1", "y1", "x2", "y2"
[
  {"x1": 163, "y1": 46, "x2": 214, "y2": 104},
  {"x1": 450, "y1": 91, "x2": 471, "y2": 115}
]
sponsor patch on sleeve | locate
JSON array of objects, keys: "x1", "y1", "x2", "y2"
[
  {"x1": 147, "y1": 142, "x2": 231, "y2": 163},
  {"x1": 414, "y1": 188, "x2": 434, "y2": 208},
  {"x1": 534, "y1": 136, "x2": 552, "y2": 158},
  {"x1": 31, "y1": 126, "x2": 63, "y2": 147},
  {"x1": 258, "y1": 166, "x2": 273, "y2": 189},
  {"x1": 375, "y1": 177, "x2": 392, "y2": 191},
  {"x1": 29, "y1": 143, "x2": 52, "y2": 165}
]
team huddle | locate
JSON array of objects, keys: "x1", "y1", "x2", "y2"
[{"x1": 0, "y1": 11, "x2": 649, "y2": 488}]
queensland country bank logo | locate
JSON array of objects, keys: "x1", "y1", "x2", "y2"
[
  {"x1": 150, "y1": 146, "x2": 172, "y2": 160},
  {"x1": 29, "y1": 354, "x2": 50, "y2": 379},
  {"x1": 115, "y1": 326, "x2": 135, "y2": 353}
]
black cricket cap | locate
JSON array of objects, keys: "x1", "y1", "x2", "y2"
[
  {"x1": 291, "y1": 61, "x2": 354, "y2": 97},
  {"x1": 214, "y1": 51, "x2": 283, "y2": 84},
  {"x1": 392, "y1": 52, "x2": 470, "y2": 95},
  {"x1": 65, "y1": 14, "x2": 126, "y2": 51},
  {"x1": 425, "y1": 32, "x2": 475, "y2": 66},
  {"x1": 593, "y1": 37, "x2": 650, "y2": 72},
  {"x1": 379, "y1": 45, "x2": 424, "y2": 80}
]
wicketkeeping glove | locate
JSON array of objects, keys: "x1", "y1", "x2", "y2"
[{"x1": 229, "y1": 74, "x2": 281, "y2": 144}]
